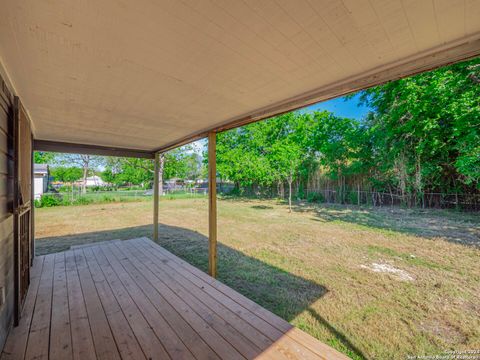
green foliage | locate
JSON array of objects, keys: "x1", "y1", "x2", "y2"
[
  {"x1": 307, "y1": 192, "x2": 324, "y2": 203},
  {"x1": 50, "y1": 166, "x2": 83, "y2": 183},
  {"x1": 34, "y1": 151, "x2": 56, "y2": 164},
  {"x1": 101, "y1": 146, "x2": 202, "y2": 187},
  {"x1": 216, "y1": 112, "x2": 315, "y2": 188},
  {"x1": 37, "y1": 194, "x2": 62, "y2": 207},
  {"x1": 72, "y1": 197, "x2": 93, "y2": 206},
  {"x1": 215, "y1": 58, "x2": 480, "y2": 204},
  {"x1": 164, "y1": 148, "x2": 203, "y2": 180},
  {"x1": 358, "y1": 58, "x2": 480, "y2": 192}
]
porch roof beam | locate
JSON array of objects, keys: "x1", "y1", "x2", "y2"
[
  {"x1": 154, "y1": 37, "x2": 480, "y2": 154},
  {"x1": 33, "y1": 140, "x2": 155, "y2": 159}
]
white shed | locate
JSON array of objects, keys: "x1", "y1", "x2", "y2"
[
  {"x1": 85, "y1": 175, "x2": 105, "y2": 187},
  {"x1": 33, "y1": 164, "x2": 49, "y2": 199}
]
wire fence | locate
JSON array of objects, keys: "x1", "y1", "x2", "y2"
[
  {"x1": 303, "y1": 188, "x2": 480, "y2": 211},
  {"x1": 37, "y1": 188, "x2": 208, "y2": 207},
  {"x1": 37, "y1": 186, "x2": 480, "y2": 211}
]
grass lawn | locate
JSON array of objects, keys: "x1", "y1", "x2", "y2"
[{"x1": 35, "y1": 198, "x2": 480, "y2": 359}]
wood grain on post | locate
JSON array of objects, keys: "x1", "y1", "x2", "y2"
[
  {"x1": 208, "y1": 132, "x2": 217, "y2": 278},
  {"x1": 153, "y1": 152, "x2": 160, "y2": 242}
]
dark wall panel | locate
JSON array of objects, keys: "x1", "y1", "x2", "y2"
[{"x1": 0, "y1": 75, "x2": 14, "y2": 350}]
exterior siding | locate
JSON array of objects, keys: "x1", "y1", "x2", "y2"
[{"x1": 0, "y1": 74, "x2": 14, "y2": 349}]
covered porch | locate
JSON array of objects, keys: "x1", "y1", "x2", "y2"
[
  {"x1": 0, "y1": 0, "x2": 479, "y2": 358},
  {"x1": 1, "y1": 238, "x2": 345, "y2": 360}
]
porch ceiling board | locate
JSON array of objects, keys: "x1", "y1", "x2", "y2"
[{"x1": 0, "y1": 0, "x2": 479, "y2": 151}]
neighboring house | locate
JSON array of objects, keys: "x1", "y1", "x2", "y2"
[
  {"x1": 85, "y1": 175, "x2": 105, "y2": 187},
  {"x1": 165, "y1": 178, "x2": 184, "y2": 191},
  {"x1": 33, "y1": 164, "x2": 49, "y2": 199}
]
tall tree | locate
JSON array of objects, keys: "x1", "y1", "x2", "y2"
[
  {"x1": 358, "y1": 57, "x2": 480, "y2": 199},
  {"x1": 34, "y1": 151, "x2": 56, "y2": 164},
  {"x1": 100, "y1": 145, "x2": 202, "y2": 192},
  {"x1": 57, "y1": 154, "x2": 104, "y2": 193},
  {"x1": 50, "y1": 166, "x2": 83, "y2": 183}
]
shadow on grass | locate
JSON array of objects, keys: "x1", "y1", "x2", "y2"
[
  {"x1": 290, "y1": 202, "x2": 480, "y2": 247},
  {"x1": 36, "y1": 223, "x2": 367, "y2": 360},
  {"x1": 251, "y1": 205, "x2": 274, "y2": 210},
  {"x1": 307, "y1": 308, "x2": 367, "y2": 359}
]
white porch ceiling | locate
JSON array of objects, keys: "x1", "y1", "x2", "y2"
[{"x1": 0, "y1": 0, "x2": 479, "y2": 151}]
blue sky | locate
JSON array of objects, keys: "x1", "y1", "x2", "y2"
[
  {"x1": 193, "y1": 93, "x2": 373, "y2": 153},
  {"x1": 302, "y1": 93, "x2": 372, "y2": 119}
]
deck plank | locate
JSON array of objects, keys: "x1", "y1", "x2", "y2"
[
  {"x1": 64, "y1": 250, "x2": 97, "y2": 360},
  {"x1": 82, "y1": 247, "x2": 146, "y2": 360},
  {"x1": 91, "y1": 244, "x2": 172, "y2": 360},
  {"x1": 24, "y1": 253, "x2": 55, "y2": 360},
  {"x1": 134, "y1": 238, "x2": 347, "y2": 360},
  {"x1": 2, "y1": 238, "x2": 349, "y2": 360},
  {"x1": 105, "y1": 242, "x2": 244, "y2": 360},
  {"x1": 116, "y1": 241, "x2": 267, "y2": 360},
  {"x1": 73, "y1": 249, "x2": 121, "y2": 360},
  {"x1": 1, "y1": 256, "x2": 45, "y2": 360},
  {"x1": 131, "y1": 240, "x2": 323, "y2": 359},
  {"x1": 142, "y1": 238, "x2": 343, "y2": 359},
  {"x1": 99, "y1": 243, "x2": 217, "y2": 360},
  {"x1": 50, "y1": 252, "x2": 73, "y2": 360}
]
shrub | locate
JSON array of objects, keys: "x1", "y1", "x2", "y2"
[
  {"x1": 307, "y1": 192, "x2": 324, "y2": 203},
  {"x1": 38, "y1": 194, "x2": 62, "y2": 207},
  {"x1": 297, "y1": 188, "x2": 305, "y2": 200},
  {"x1": 72, "y1": 197, "x2": 93, "y2": 206},
  {"x1": 100, "y1": 195, "x2": 116, "y2": 203},
  {"x1": 121, "y1": 185, "x2": 144, "y2": 191},
  {"x1": 346, "y1": 191, "x2": 359, "y2": 205}
]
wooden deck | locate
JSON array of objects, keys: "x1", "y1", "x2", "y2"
[{"x1": 1, "y1": 238, "x2": 348, "y2": 360}]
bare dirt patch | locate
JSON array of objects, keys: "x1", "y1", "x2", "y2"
[{"x1": 360, "y1": 262, "x2": 415, "y2": 281}]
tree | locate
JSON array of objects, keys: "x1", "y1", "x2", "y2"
[
  {"x1": 269, "y1": 140, "x2": 302, "y2": 212},
  {"x1": 216, "y1": 112, "x2": 314, "y2": 205},
  {"x1": 56, "y1": 154, "x2": 105, "y2": 193},
  {"x1": 102, "y1": 157, "x2": 154, "y2": 187},
  {"x1": 213, "y1": 57, "x2": 480, "y2": 209},
  {"x1": 100, "y1": 145, "x2": 202, "y2": 193},
  {"x1": 34, "y1": 151, "x2": 56, "y2": 164},
  {"x1": 358, "y1": 57, "x2": 480, "y2": 199},
  {"x1": 50, "y1": 166, "x2": 83, "y2": 183}
]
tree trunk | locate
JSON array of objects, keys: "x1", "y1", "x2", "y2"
[
  {"x1": 288, "y1": 178, "x2": 293, "y2": 213},
  {"x1": 357, "y1": 183, "x2": 361, "y2": 206},
  {"x1": 81, "y1": 165, "x2": 88, "y2": 194}
]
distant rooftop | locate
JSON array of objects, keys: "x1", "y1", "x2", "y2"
[{"x1": 33, "y1": 164, "x2": 49, "y2": 173}]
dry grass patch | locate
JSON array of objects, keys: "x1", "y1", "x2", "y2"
[{"x1": 35, "y1": 199, "x2": 480, "y2": 359}]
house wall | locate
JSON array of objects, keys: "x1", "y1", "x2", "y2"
[
  {"x1": 34, "y1": 175, "x2": 44, "y2": 199},
  {"x1": 0, "y1": 73, "x2": 14, "y2": 348}
]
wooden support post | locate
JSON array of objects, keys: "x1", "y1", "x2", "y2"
[
  {"x1": 153, "y1": 152, "x2": 160, "y2": 242},
  {"x1": 31, "y1": 135, "x2": 35, "y2": 264},
  {"x1": 208, "y1": 132, "x2": 217, "y2": 278}
]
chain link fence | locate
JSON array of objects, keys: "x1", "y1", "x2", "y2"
[{"x1": 303, "y1": 188, "x2": 480, "y2": 211}]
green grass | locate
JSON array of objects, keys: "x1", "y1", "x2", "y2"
[
  {"x1": 366, "y1": 245, "x2": 451, "y2": 271},
  {"x1": 35, "y1": 198, "x2": 480, "y2": 359},
  {"x1": 36, "y1": 190, "x2": 207, "y2": 208}
]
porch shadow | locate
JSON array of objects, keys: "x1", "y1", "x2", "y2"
[
  {"x1": 290, "y1": 202, "x2": 480, "y2": 247},
  {"x1": 36, "y1": 223, "x2": 367, "y2": 360}
]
